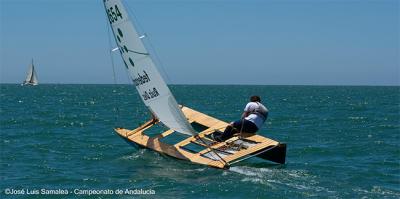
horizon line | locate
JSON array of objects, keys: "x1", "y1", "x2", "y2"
[{"x1": 1, "y1": 83, "x2": 399, "y2": 87}]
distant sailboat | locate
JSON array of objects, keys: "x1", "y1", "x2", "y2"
[{"x1": 22, "y1": 59, "x2": 38, "y2": 86}]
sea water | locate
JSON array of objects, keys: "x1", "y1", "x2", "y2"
[{"x1": 1, "y1": 84, "x2": 399, "y2": 198}]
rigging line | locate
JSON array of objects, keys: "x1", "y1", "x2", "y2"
[
  {"x1": 107, "y1": 25, "x2": 117, "y2": 85},
  {"x1": 123, "y1": 1, "x2": 173, "y2": 85},
  {"x1": 115, "y1": 42, "x2": 149, "y2": 55},
  {"x1": 126, "y1": 48, "x2": 149, "y2": 55},
  {"x1": 104, "y1": 6, "x2": 120, "y2": 126},
  {"x1": 145, "y1": 35, "x2": 173, "y2": 85},
  {"x1": 196, "y1": 135, "x2": 229, "y2": 166}
]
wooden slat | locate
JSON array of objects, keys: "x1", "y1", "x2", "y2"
[
  {"x1": 126, "y1": 119, "x2": 158, "y2": 136},
  {"x1": 156, "y1": 129, "x2": 174, "y2": 139}
]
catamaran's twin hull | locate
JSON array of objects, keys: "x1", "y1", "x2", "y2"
[{"x1": 115, "y1": 106, "x2": 286, "y2": 169}]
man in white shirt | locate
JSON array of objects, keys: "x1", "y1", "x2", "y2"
[{"x1": 213, "y1": 96, "x2": 268, "y2": 142}]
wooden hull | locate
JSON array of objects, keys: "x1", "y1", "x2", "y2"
[{"x1": 115, "y1": 106, "x2": 286, "y2": 169}]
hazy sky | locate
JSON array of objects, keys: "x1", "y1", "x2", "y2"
[{"x1": 0, "y1": 0, "x2": 399, "y2": 85}]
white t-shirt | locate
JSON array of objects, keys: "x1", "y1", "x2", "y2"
[{"x1": 244, "y1": 102, "x2": 268, "y2": 129}]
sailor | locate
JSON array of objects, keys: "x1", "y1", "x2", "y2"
[{"x1": 213, "y1": 95, "x2": 268, "y2": 142}]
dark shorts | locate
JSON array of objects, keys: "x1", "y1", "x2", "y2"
[
  {"x1": 217, "y1": 119, "x2": 258, "y2": 141},
  {"x1": 232, "y1": 119, "x2": 258, "y2": 134}
]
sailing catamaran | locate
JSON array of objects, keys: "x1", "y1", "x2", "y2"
[
  {"x1": 103, "y1": 0, "x2": 286, "y2": 169},
  {"x1": 22, "y1": 59, "x2": 38, "y2": 86}
]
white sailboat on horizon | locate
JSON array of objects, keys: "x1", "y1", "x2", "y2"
[{"x1": 22, "y1": 59, "x2": 39, "y2": 86}]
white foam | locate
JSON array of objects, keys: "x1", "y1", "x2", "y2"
[
  {"x1": 229, "y1": 166, "x2": 262, "y2": 177},
  {"x1": 353, "y1": 186, "x2": 400, "y2": 197},
  {"x1": 229, "y1": 166, "x2": 336, "y2": 194}
]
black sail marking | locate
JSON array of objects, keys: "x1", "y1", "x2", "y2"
[
  {"x1": 129, "y1": 58, "x2": 135, "y2": 67},
  {"x1": 117, "y1": 28, "x2": 123, "y2": 37}
]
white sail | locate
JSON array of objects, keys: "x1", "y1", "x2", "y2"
[
  {"x1": 24, "y1": 63, "x2": 33, "y2": 83},
  {"x1": 31, "y1": 65, "x2": 38, "y2": 85},
  {"x1": 23, "y1": 59, "x2": 38, "y2": 85},
  {"x1": 103, "y1": 0, "x2": 196, "y2": 135}
]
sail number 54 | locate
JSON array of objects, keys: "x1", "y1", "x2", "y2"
[{"x1": 107, "y1": 5, "x2": 123, "y2": 24}]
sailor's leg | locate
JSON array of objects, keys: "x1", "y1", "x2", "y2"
[
  {"x1": 219, "y1": 120, "x2": 241, "y2": 141},
  {"x1": 241, "y1": 119, "x2": 258, "y2": 134}
]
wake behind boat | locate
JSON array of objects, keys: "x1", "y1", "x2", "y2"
[
  {"x1": 22, "y1": 59, "x2": 38, "y2": 86},
  {"x1": 103, "y1": 0, "x2": 286, "y2": 169}
]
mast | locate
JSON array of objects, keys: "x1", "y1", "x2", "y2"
[{"x1": 103, "y1": 0, "x2": 196, "y2": 135}]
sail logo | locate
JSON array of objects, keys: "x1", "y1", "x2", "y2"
[
  {"x1": 132, "y1": 70, "x2": 150, "y2": 86},
  {"x1": 142, "y1": 88, "x2": 159, "y2": 101}
]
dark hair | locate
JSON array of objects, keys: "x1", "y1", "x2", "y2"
[{"x1": 250, "y1": 95, "x2": 261, "y2": 102}]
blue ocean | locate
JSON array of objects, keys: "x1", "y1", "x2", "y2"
[{"x1": 1, "y1": 84, "x2": 399, "y2": 198}]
